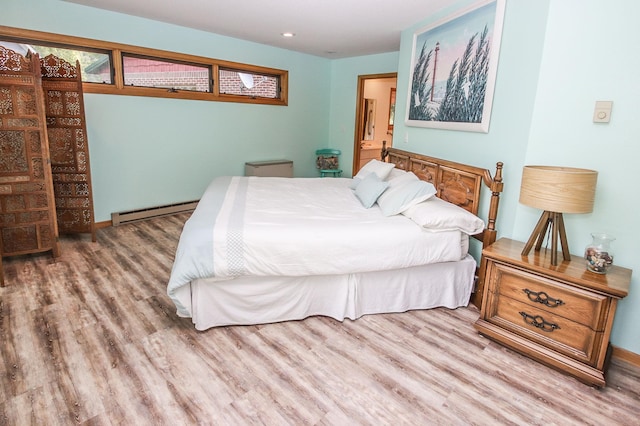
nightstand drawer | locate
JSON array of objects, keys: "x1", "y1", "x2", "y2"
[
  {"x1": 491, "y1": 262, "x2": 608, "y2": 330},
  {"x1": 491, "y1": 294, "x2": 599, "y2": 364}
]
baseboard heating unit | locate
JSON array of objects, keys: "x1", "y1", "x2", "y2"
[{"x1": 111, "y1": 200, "x2": 199, "y2": 226}]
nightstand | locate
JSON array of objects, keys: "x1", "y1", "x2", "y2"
[{"x1": 474, "y1": 238, "x2": 631, "y2": 387}]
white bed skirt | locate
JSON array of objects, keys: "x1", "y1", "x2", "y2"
[{"x1": 176, "y1": 255, "x2": 476, "y2": 331}]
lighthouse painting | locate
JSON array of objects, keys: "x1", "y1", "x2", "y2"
[{"x1": 406, "y1": 0, "x2": 505, "y2": 133}]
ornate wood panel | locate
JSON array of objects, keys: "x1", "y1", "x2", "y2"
[
  {"x1": 407, "y1": 157, "x2": 482, "y2": 211},
  {"x1": 40, "y1": 54, "x2": 96, "y2": 241},
  {"x1": 0, "y1": 46, "x2": 60, "y2": 275}
]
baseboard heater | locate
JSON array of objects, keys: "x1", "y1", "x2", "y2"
[{"x1": 111, "y1": 200, "x2": 199, "y2": 226}]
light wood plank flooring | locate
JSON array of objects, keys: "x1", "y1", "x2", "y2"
[{"x1": 1, "y1": 214, "x2": 639, "y2": 425}]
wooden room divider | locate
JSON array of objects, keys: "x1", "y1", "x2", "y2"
[
  {"x1": 40, "y1": 54, "x2": 96, "y2": 242},
  {"x1": 0, "y1": 46, "x2": 60, "y2": 284},
  {"x1": 0, "y1": 46, "x2": 96, "y2": 285}
]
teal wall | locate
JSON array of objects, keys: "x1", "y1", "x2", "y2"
[
  {"x1": 2, "y1": 0, "x2": 331, "y2": 220},
  {"x1": 2, "y1": 0, "x2": 638, "y2": 354},
  {"x1": 521, "y1": 0, "x2": 640, "y2": 354},
  {"x1": 393, "y1": 0, "x2": 639, "y2": 354}
]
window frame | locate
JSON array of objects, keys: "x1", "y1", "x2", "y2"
[{"x1": 0, "y1": 25, "x2": 288, "y2": 106}]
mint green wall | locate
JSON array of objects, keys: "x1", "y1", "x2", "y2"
[
  {"x1": 519, "y1": 0, "x2": 640, "y2": 355},
  {"x1": 393, "y1": 0, "x2": 638, "y2": 354},
  {"x1": 2, "y1": 0, "x2": 331, "y2": 221}
]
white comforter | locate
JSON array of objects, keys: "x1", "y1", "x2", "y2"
[{"x1": 167, "y1": 176, "x2": 466, "y2": 316}]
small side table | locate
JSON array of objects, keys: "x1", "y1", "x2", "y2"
[{"x1": 474, "y1": 238, "x2": 631, "y2": 387}]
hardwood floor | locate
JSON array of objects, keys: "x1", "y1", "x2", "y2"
[{"x1": 1, "y1": 213, "x2": 639, "y2": 425}]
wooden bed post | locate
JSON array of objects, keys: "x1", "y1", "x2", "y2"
[{"x1": 471, "y1": 162, "x2": 504, "y2": 310}]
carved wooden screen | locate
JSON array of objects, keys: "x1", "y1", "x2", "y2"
[
  {"x1": 0, "y1": 46, "x2": 60, "y2": 268},
  {"x1": 40, "y1": 55, "x2": 96, "y2": 241}
]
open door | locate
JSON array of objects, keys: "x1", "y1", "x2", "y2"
[{"x1": 352, "y1": 73, "x2": 397, "y2": 175}]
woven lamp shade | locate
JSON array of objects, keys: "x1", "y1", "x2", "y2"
[{"x1": 519, "y1": 166, "x2": 598, "y2": 214}]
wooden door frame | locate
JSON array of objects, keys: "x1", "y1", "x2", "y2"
[{"x1": 352, "y1": 72, "x2": 398, "y2": 174}]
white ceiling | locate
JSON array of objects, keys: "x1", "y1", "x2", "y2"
[{"x1": 63, "y1": 0, "x2": 457, "y2": 58}]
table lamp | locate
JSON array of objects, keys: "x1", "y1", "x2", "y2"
[{"x1": 519, "y1": 165, "x2": 598, "y2": 266}]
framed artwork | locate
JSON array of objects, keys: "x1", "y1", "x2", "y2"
[{"x1": 405, "y1": 0, "x2": 505, "y2": 133}]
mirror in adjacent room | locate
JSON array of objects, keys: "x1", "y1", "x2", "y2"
[
  {"x1": 362, "y1": 98, "x2": 376, "y2": 140},
  {"x1": 388, "y1": 88, "x2": 396, "y2": 133}
]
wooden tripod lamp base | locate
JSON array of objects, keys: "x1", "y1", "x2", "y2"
[
  {"x1": 519, "y1": 165, "x2": 598, "y2": 267},
  {"x1": 521, "y1": 210, "x2": 571, "y2": 266}
]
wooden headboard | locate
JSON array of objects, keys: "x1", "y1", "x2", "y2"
[{"x1": 381, "y1": 145, "x2": 504, "y2": 308}]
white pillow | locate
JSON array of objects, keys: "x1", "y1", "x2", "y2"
[
  {"x1": 377, "y1": 176, "x2": 437, "y2": 216},
  {"x1": 385, "y1": 167, "x2": 407, "y2": 181},
  {"x1": 354, "y1": 173, "x2": 389, "y2": 208},
  {"x1": 349, "y1": 163, "x2": 400, "y2": 189},
  {"x1": 354, "y1": 159, "x2": 396, "y2": 180},
  {"x1": 368, "y1": 169, "x2": 414, "y2": 196},
  {"x1": 384, "y1": 170, "x2": 419, "y2": 187},
  {"x1": 350, "y1": 166, "x2": 409, "y2": 192},
  {"x1": 402, "y1": 196, "x2": 485, "y2": 235}
]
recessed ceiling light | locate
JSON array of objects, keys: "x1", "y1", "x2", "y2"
[{"x1": 281, "y1": 32, "x2": 295, "y2": 38}]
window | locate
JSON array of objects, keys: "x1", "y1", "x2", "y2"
[
  {"x1": 0, "y1": 40, "x2": 113, "y2": 84},
  {"x1": 122, "y1": 54, "x2": 211, "y2": 93},
  {"x1": 0, "y1": 25, "x2": 287, "y2": 105},
  {"x1": 219, "y1": 68, "x2": 280, "y2": 99}
]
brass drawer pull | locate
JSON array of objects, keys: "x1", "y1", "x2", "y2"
[
  {"x1": 523, "y1": 288, "x2": 564, "y2": 308},
  {"x1": 519, "y1": 311, "x2": 560, "y2": 332}
]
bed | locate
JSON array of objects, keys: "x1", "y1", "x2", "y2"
[{"x1": 167, "y1": 148, "x2": 504, "y2": 330}]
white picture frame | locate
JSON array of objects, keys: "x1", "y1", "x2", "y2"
[{"x1": 405, "y1": 0, "x2": 506, "y2": 133}]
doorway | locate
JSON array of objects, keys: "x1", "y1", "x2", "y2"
[{"x1": 352, "y1": 73, "x2": 398, "y2": 175}]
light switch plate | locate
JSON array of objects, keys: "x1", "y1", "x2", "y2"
[{"x1": 593, "y1": 101, "x2": 613, "y2": 123}]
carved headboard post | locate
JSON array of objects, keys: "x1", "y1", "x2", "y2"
[
  {"x1": 472, "y1": 161, "x2": 504, "y2": 310},
  {"x1": 483, "y1": 161, "x2": 504, "y2": 245}
]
